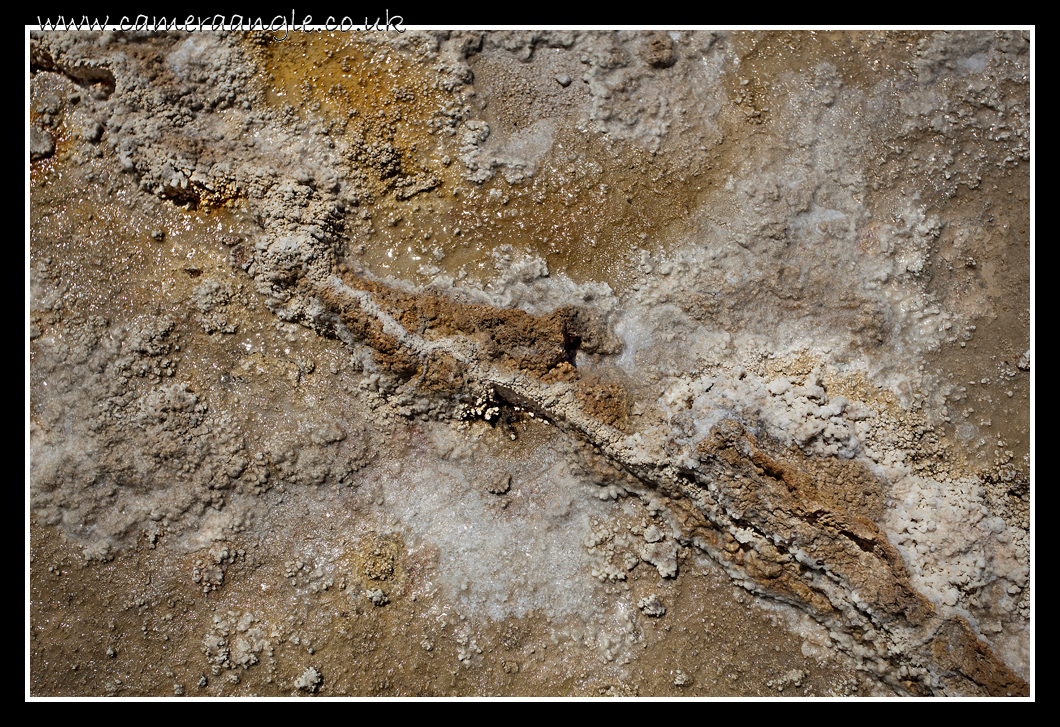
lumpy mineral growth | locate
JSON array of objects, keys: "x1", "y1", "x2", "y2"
[{"x1": 30, "y1": 29, "x2": 1030, "y2": 697}]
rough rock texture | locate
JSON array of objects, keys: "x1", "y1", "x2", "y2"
[
  {"x1": 292, "y1": 265, "x2": 1027, "y2": 696},
  {"x1": 30, "y1": 29, "x2": 1030, "y2": 697}
]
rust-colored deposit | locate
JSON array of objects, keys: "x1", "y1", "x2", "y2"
[
  {"x1": 311, "y1": 270, "x2": 622, "y2": 387},
  {"x1": 683, "y1": 420, "x2": 1027, "y2": 696}
]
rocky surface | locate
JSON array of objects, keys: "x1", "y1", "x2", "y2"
[{"x1": 30, "y1": 29, "x2": 1030, "y2": 697}]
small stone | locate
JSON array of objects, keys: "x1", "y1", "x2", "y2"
[
  {"x1": 488, "y1": 473, "x2": 511, "y2": 495},
  {"x1": 637, "y1": 595, "x2": 666, "y2": 617},
  {"x1": 77, "y1": 117, "x2": 104, "y2": 142},
  {"x1": 555, "y1": 73, "x2": 572, "y2": 87},
  {"x1": 295, "y1": 666, "x2": 322, "y2": 693},
  {"x1": 643, "y1": 32, "x2": 676, "y2": 68},
  {"x1": 30, "y1": 124, "x2": 55, "y2": 161}
]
